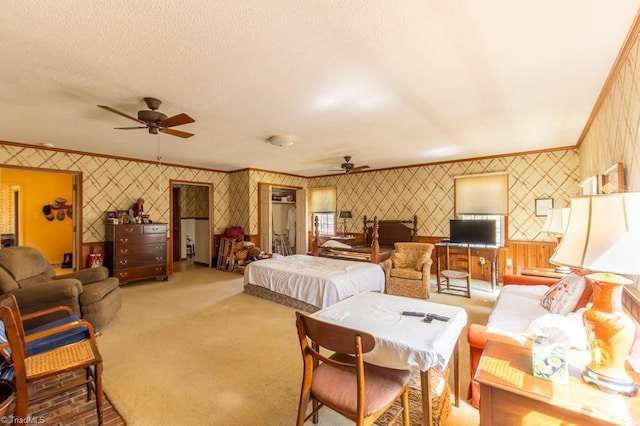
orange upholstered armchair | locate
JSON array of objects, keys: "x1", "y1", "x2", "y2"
[{"x1": 467, "y1": 274, "x2": 558, "y2": 408}]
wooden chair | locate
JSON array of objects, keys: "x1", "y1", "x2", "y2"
[
  {"x1": 0, "y1": 294, "x2": 104, "y2": 425},
  {"x1": 438, "y1": 244, "x2": 472, "y2": 298},
  {"x1": 295, "y1": 311, "x2": 411, "y2": 426}
]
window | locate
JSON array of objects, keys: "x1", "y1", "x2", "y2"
[
  {"x1": 309, "y1": 187, "x2": 337, "y2": 236},
  {"x1": 455, "y1": 172, "x2": 509, "y2": 245}
]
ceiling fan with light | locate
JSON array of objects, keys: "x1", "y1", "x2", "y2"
[
  {"x1": 329, "y1": 156, "x2": 370, "y2": 173},
  {"x1": 98, "y1": 97, "x2": 195, "y2": 138}
]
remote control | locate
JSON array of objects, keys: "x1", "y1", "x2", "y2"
[
  {"x1": 426, "y1": 313, "x2": 450, "y2": 322},
  {"x1": 401, "y1": 311, "x2": 425, "y2": 317}
]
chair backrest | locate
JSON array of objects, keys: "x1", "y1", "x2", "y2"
[
  {"x1": 392, "y1": 242, "x2": 434, "y2": 270},
  {"x1": 0, "y1": 294, "x2": 28, "y2": 385},
  {"x1": 0, "y1": 246, "x2": 56, "y2": 287},
  {"x1": 444, "y1": 245, "x2": 471, "y2": 273}
]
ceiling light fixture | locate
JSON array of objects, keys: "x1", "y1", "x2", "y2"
[{"x1": 266, "y1": 135, "x2": 294, "y2": 147}]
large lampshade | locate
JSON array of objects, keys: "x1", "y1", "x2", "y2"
[
  {"x1": 339, "y1": 211, "x2": 352, "y2": 219},
  {"x1": 550, "y1": 193, "x2": 640, "y2": 273}
]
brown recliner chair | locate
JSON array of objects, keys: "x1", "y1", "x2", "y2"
[
  {"x1": 382, "y1": 242, "x2": 434, "y2": 299},
  {"x1": 0, "y1": 246, "x2": 122, "y2": 329}
]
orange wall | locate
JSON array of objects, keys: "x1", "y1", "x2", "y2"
[{"x1": 0, "y1": 169, "x2": 72, "y2": 264}]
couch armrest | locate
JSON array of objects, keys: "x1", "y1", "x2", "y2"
[
  {"x1": 55, "y1": 266, "x2": 109, "y2": 285},
  {"x1": 502, "y1": 274, "x2": 558, "y2": 287}
]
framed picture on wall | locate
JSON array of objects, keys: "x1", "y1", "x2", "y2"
[
  {"x1": 601, "y1": 162, "x2": 624, "y2": 194},
  {"x1": 535, "y1": 198, "x2": 553, "y2": 216},
  {"x1": 580, "y1": 176, "x2": 598, "y2": 195}
]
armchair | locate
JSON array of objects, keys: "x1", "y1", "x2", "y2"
[
  {"x1": 0, "y1": 246, "x2": 121, "y2": 328},
  {"x1": 382, "y1": 242, "x2": 434, "y2": 299}
]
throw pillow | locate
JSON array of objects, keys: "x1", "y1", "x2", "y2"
[
  {"x1": 540, "y1": 273, "x2": 587, "y2": 315},
  {"x1": 392, "y1": 252, "x2": 410, "y2": 268},
  {"x1": 321, "y1": 240, "x2": 352, "y2": 249}
]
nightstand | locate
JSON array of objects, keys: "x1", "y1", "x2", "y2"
[{"x1": 476, "y1": 340, "x2": 640, "y2": 425}]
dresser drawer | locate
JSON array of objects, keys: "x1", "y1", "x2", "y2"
[
  {"x1": 113, "y1": 264, "x2": 167, "y2": 283},
  {"x1": 112, "y1": 253, "x2": 166, "y2": 270},
  {"x1": 114, "y1": 233, "x2": 166, "y2": 246},
  {"x1": 144, "y1": 224, "x2": 166, "y2": 234},
  {"x1": 114, "y1": 225, "x2": 143, "y2": 236}
]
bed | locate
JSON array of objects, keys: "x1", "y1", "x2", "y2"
[
  {"x1": 243, "y1": 254, "x2": 385, "y2": 312},
  {"x1": 312, "y1": 215, "x2": 418, "y2": 263}
]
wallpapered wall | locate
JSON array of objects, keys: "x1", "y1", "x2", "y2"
[
  {"x1": 580, "y1": 28, "x2": 640, "y2": 193},
  {"x1": 308, "y1": 150, "x2": 580, "y2": 241},
  {"x1": 0, "y1": 147, "x2": 230, "y2": 242}
]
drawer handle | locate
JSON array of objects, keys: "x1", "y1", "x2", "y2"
[
  {"x1": 118, "y1": 272, "x2": 128, "y2": 277},
  {"x1": 119, "y1": 249, "x2": 129, "y2": 254},
  {"x1": 119, "y1": 260, "x2": 128, "y2": 265},
  {"x1": 150, "y1": 227, "x2": 161, "y2": 232},
  {"x1": 125, "y1": 228, "x2": 134, "y2": 233},
  {"x1": 155, "y1": 256, "x2": 164, "y2": 261},
  {"x1": 155, "y1": 267, "x2": 163, "y2": 271},
  {"x1": 119, "y1": 238, "x2": 129, "y2": 243}
]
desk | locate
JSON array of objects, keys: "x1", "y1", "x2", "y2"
[
  {"x1": 476, "y1": 340, "x2": 640, "y2": 425},
  {"x1": 435, "y1": 242, "x2": 500, "y2": 291},
  {"x1": 520, "y1": 267, "x2": 567, "y2": 279},
  {"x1": 312, "y1": 291, "x2": 467, "y2": 426}
]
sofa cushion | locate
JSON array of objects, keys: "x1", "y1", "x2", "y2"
[
  {"x1": 540, "y1": 273, "x2": 587, "y2": 315},
  {"x1": 0, "y1": 246, "x2": 55, "y2": 283},
  {"x1": 415, "y1": 252, "x2": 430, "y2": 271},
  {"x1": 79, "y1": 277, "x2": 120, "y2": 305},
  {"x1": 391, "y1": 252, "x2": 410, "y2": 268},
  {"x1": 486, "y1": 285, "x2": 550, "y2": 341},
  {"x1": 389, "y1": 268, "x2": 423, "y2": 280},
  {"x1": 0, "y1": 267, "x2": 19, "y2": 293}
]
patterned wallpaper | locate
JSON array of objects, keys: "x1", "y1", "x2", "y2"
[
  {"x1": 309, "y1": 150, "x2": 580, "y2": 241},
  {"x1": 0, "y1": 145, "x2": 230, "y2": 241},
  {"x1": 176, "y1": 184, "x2": 209, "y2": 218},
  {"x1": 0, "y1": 184, "x2": 14, "y2": 234},
  {"x1": 580, "y1": 28, "x2": 640, "y2": 192}
]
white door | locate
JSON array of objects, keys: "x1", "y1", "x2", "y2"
[
  {"x1": 295, "y1": 188, "x2": 307, "y2": 254},
  {"x1": 259, "y1": 183, "x2": 272, "y2": 253}
]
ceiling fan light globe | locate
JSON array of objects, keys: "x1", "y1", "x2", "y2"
[{"x1": 266, "y1": 135, "x2": 294, "y2": 147}]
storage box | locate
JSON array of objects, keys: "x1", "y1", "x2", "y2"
[{"x1": 532, "y1": 334, "x2": 568, "y2": 383}]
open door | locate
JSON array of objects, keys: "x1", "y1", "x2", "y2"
[
  {"x1": 295, "y1": 188, "x2": 307, "y2": 254},
  {"x1": 259, "y1": 183, "x2": 272, "y2": 253}
]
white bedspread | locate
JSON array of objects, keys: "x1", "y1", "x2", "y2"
[
  {"x1": 312, "y1": 292, "x2": 467, "y2": 371},
  {"x1": 243, "y1": 255, "x2": 385, "y2": 308}
]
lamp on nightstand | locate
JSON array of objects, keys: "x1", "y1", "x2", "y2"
[
  {"x1": 339, "y1": 210, "x2": 352, "y2": 236},
  {"x1": 550, "y1": 192, "x2": 640, "y2": 396},
  {"x1": 541, "y1": 207, "x2": 571, "y2": 273}
]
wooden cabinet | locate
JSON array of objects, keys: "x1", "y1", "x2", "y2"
[{"x1": 105, "y1": 223, "x2": 168, "y2": 284}]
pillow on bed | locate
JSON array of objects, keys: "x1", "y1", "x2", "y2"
[
  {"x1": 540, "y1": 273, "x2": 588, "y2": 315},
  {"x1": 321, "y1": 240, "x2": 352, "y2": 249}
]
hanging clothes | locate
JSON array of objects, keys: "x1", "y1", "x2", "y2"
[{"x1": 287, "y1": 207, "x2": 296, "y2": 247}]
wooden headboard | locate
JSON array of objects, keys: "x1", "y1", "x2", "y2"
[{"x1": 363, "y1": 215, "x2": 417, "y2": 246}]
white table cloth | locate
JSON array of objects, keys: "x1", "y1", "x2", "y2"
[{"x1": 312, "y1": 291, "x2": 467, "y2": 371}]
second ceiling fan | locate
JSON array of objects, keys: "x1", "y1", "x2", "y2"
[
  {"x1": 331, "y1": 156, "x2": 370, "y2": 173},
  {"x1": 98, "y1": 97, "x2": 195, "y2": 138}
]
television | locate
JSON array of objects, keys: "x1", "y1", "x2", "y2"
[{"x1": 449, "y1": 220, "x2": 497, "y2": 245}]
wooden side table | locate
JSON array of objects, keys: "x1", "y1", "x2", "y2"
[
  {"x1": 476, "y1": 340, "x2": 640, "y2": 425},
  {"x1": 520, "y1": 267, "x2": 567, "y2": 279}
]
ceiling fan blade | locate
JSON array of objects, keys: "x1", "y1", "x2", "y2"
[
  {"x1": 115, "y1": 126, "x2": 147, "y2": 130},
  {"x1": 98, "y1": 105, "x2": 145, "y2": 124},
  {"x1": 161, "y1": 128, "x2": 194, "y2": 138},
  {"x1": 351, "y1": 165, "x2": 370, "y2": 172},
  {"x1": 162, "y1": 113, "x2": 195, "y2": 128}
]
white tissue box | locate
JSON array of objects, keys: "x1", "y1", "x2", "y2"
[{"x1": 532, "y1": 334, "x2": 568, "y2": 383}]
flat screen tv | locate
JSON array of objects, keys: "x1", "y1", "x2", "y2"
[{"x1": 449, "y1": 220, "x2": 497, "y2": 245}]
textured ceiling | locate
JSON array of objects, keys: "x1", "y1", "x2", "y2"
[{"x1": 1, "y1": 2, "x2": 638, "y2": 176}]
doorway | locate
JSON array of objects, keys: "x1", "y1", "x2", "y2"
[
  {"x1": 169, "y1": 181, "x2": 214, "y2": 271},
  {"x1": 0, "y1": 166, "x2": 80, "y2": 270}
]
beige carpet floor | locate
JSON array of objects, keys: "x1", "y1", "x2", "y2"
[{"x1": 97, "y1": 265, "x2": 497, "y2": 425}]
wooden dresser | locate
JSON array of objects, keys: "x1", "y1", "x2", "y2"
[{"x1": 105, "y1": 223, "x2": 168, "y2": 284}]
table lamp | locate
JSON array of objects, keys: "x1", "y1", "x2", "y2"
[
  {"x1": 338, "y1": 210, "x2": 352, "y2": 236},
  {"x1": 541, "y1": 207, "x2": 571, "y2": 273},
  {"x1": 550, "y1": 192, "x2": 640, "y2": 396}
]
